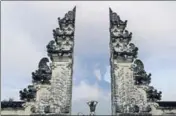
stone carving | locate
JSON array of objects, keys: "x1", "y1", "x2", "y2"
[
  {"x1": 132, "y1": 59, "x2": 151, "y2": 85},
  {"x1": 115, "y1": 104, "x2": 123, "y2": 113},
  {"x1": 50, "y1": 62, "x2": 72, "y2": 114},
  {"x1": 113, "y1": 66, "x2": 146, "y2": 113},
  {"x1": 47, "y1": 7, "x2": 76, "y2": 60},
  {"x1": 134, "y1": 71, "x2": 151, "y2": 85},
  {"x1": 31, "y1": 105, "x2": 37, "y2": 113},
  {"x1": 44, "y1": 8, "x2": 76, "y2": 114},
  {"x1": 32, "y1": 57, "x2": 52, "y2": 84},
  {"x1": 141, "y1": 105, "x2": 152, "y2": 112},
  {"x1": 129, "y1": 105, "x2": 140, "y2": 113},
  {"x1": 111, "y1": 55, "x2": 152, "y2": 114},
  {"x1": 109, "y1": 8, "x2": 127, "y2": 29},
  {"x1": 109, "y1": 8, "x2": 138, "y2": 61},
  {"x1": 61, "y1": 105, "x2": 70, "y2": 113},
  {"x1": 19, "y1": 85, "x2": 37, "y2": 102},
  {"x1": 35, "y1": 88, "x2": 52, "y2": 114},
  {"x1": 132, "y1": 59, "x2": 144, "y2": 72},
  {"x1": 109, "y1": 9, "x2": 159, "y2": 115},
  {"x1": 47, "y1": 38, "x2": 73, "y2": 58},
  {"x1": 146, "y1": 86, "x2": 162, "y2": 102},
  {"x1": 44, "y1": 105, "x2": 51, "y2": 113}
]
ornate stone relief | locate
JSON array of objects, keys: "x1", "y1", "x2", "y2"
[
  {"x1": 38, "y1": 7, "x2": 76, "y2": 114},
  {"x1": 47, "y1": 7, "x2": 76, "y2": 61},
  {"x1": 19, "y1": 85, "x2": 37, "y2": 102},
  {"x1": 109, "y1": 8, "x2": 162, "y2": 115},
  {"x1": 32, "y1": 57, "x2": 52, "y2": 84},
  {"x1": 34, "y1": 87, "x2": 53, "y2": 114},
  {"x1": 113, "y1": 64, "x2": 150, "y2": 114},
  {"x1": 50, "y1": 62, "x2": 72, "y2": 114},
  {"x1": 132, "y1": 59, "x2": 151, "y2": 85},
  {"x1": 21, "y1": 7, "x2": 76, "y2": 115},
  {"x1": 146, "y1": 86, "x2": 162, "y2": 102},
  {"x1": 109, "y1": 8, "x2": 138, "y2": 62}
]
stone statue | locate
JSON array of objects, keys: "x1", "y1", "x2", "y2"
[
  {"x1": 47, "y1": 40, "x2": 61, "y2": 54},
  {"x1": 146, "y1": 86, "x2": 162, "y2": 102},
  {"x1": 32, "y1": 57, "x2": 52, "y2": 84},
  {"x1": 132, "y1": 59, "x2": 151, "y2": 85},
  {"x1": 134, "y1": 70, "x2": 151, "y2": 85}
]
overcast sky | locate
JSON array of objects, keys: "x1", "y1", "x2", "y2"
[{"x1": 1, "y1": 1, "x2": 176, "y2": 115}]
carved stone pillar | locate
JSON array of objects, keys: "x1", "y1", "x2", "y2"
[
  {"x1": 46, "y1": 7, "x2": 76, "y2": 115},
  {"x1": 49, "y1": 59, "x2": 73, "y2": 114},
  {"x1": 109, "y1": 8, "x2": 160, "y2": 115}
]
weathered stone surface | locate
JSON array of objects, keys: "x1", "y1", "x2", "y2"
[
  {"x1": 109, "y1": 8, "x2": 163, "y2": 115},
  {"x1": 34, "y1": 85, "x2": 52, "y2": 114},
  {"x1": 109, "y1": 8, "x2": 138, "y2": 63},
  {"x1": 49, "y1": 61, "x2": 73, "y2": 114},
  {"x1": 28, "y1": 7, "x2": 76, "y2": 115},
  {"x1": 112, "y1": 63, "x2": 148, "y2": 114},
  {"x1": 47, "y1": 7, "x2": 76, "y2": 61}
]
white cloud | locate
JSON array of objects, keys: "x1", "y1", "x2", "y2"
[
  {"x1": 72, "y1": 81, "x2": 100, "y2": 102},
  {"x1": 72, "y1": 56, "x2": 90, "y2": 82},
  {"x1": 94, "y1": 69, "x2": 102, "y2": 81},
  {"x1": 104, "y1": 66, "x2": 111, "y2": 83}
]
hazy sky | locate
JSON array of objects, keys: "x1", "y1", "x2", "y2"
[{"x1": 1, "y1": 1, "x2": 176, "y2": 115}]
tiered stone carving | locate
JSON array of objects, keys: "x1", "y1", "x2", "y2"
[
  {"x1": 45, "y1": 7, "x2": 76, "y2": 115},
  {"x1": 109, "y1": 8, "x2": 138, "y2": 63},
  {"x1": 47, "y1": 7, "x2": 76, "y2": 61},
  {"x1": 17, "y1": 7, "x2": 76, "y2": 115},
  {"x1": 109, "y1": 8, "x2": 162, "y2": 115}
]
